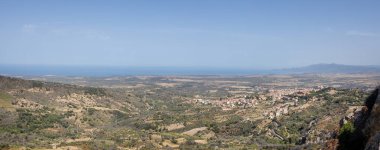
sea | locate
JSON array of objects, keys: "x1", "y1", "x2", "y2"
[{"x1": 0, "y1": 64, "x2": 277, "y2": 76}]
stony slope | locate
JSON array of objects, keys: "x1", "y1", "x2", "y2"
[{"x1": 337, "y1": 87, "x2": 380, "y2": 150}]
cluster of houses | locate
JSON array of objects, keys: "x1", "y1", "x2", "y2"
[
  {"x1": 263, "y1": 104, "x2": 290, "y2": 119},
  {"x1": 193, "y1": 97, "x2": 258, "y2": 109},
  {"x1": 193, "y1": 87, "x2": 324, "y2": 115}
]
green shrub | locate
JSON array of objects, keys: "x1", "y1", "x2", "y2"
[
  {"x1": 338, "y1": 122, "x2": 355, "y2": 149},
  {"x1": 84, "y1": 87, "x2": 106, "y2": 96},
  {"x1": 31, "y1": 81, "x2": 43, "y2": 88},
  {"x1": 15, "y1": 109, "x2": 65, "y2": 133},
  {"x1": 87, "y1": 108, "x2": 96, "y2": 115}
]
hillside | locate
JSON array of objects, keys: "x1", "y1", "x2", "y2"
[
  {"x1": 0, "y1": 75, "x2": 376, "y2": 149},
  {"x1": 0, "y1": 76, "x2": 148, "y2": 149}
]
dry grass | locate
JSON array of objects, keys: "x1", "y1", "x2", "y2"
[{"x1": 0, "y1": 91, "x2": 14, "y2": 111}]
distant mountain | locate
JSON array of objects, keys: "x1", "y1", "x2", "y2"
[{"x1": 279, "y1": 63, "x2": 380, "y2": 74}]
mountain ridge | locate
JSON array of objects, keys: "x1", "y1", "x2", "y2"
[{"x1": 278, "y1": 63, "x2": 380, "y2": 74}]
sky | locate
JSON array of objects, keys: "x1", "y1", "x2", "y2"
[{"x1": 0, "y1": 0, "x2": 380, "y2": 69}]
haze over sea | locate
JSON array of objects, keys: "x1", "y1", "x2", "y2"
[{"x1": 0, "y1": 64, "x2": 276, "y2": 76}]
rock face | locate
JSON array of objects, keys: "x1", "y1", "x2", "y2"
[
  {"x1": 363, "y1": 87, "x2": 380, "y2": 150},
  {"x1": 338, "y1": 87, "x2": 380, "y2": 150},
  {"x1": 12, "y1": 98, "x2": 43, "y2": 109}
]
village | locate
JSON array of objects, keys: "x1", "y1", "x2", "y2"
[{"x1": 192, "y1": 86, "x2": 326, "y2": 118}]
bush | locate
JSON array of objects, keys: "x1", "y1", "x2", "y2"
[
  {"x1": 87, "y1": 108, "x2": 96, "y2": 115},
  {"x1": 16, "y1": 109, "x2": 65, "y2": 133},
  {"x1": 224, "y1": 115, "x2": 242, "y2": 126},
  {"x1": 208, "y1": 122, "x2": 220, "y2": 133},
  {"x1": 338, "y1": 122, "x2": 355, "y2": 149},
  {"x1": 84, "y1": 87, "x2": 106, "y2": 96},
  {"x1": 31, "y1": 81, "x2": 43, "y2": 88}
]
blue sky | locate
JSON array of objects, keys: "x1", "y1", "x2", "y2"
[{"x1": 0, "y1": 0, "x2": 380, "y2": 69}]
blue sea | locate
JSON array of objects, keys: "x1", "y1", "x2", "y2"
[{"x1": 0, "y1": 64, "x2": 277, "y2": 76}]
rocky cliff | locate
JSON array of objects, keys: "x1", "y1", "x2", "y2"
[{"x1": 338, "y1": 87, "x2": 380, "y2": 150}]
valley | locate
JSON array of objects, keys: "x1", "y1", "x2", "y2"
[{"x1": 0, "y1": 74, "x2": 379, "y2": 149}]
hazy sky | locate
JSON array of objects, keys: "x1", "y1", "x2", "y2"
[{"x1": 0, "y1": 0, "x2": 380, "y2": 69}]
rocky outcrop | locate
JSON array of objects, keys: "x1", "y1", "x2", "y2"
[
  {"x1": 11, "y1": 98, "x2": 43, "y2": 109},
  {"x1": 338, "y1": 87, "x2": 380, "y2": 150}
]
